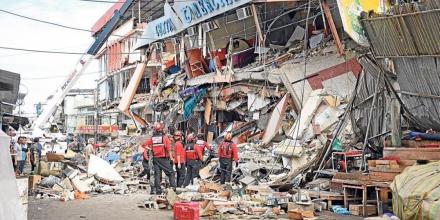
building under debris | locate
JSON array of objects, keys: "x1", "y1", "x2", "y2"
[{"x1": 20, "y1": 0, "x2": 440, "y2": 219}]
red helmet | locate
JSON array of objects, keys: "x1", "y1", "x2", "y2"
[
  {"x1": 174, "y1": 131, "x2": 183, "y2": 140},
  {"x1": 153, "y1": 122, "x2": 163, "y2": 132},
  {"x1": 224, "y1": 132, "x2": 233, "y2": 141},
  {"x1": 187, "y1": 133, "x2": 195, "y2": 142}
]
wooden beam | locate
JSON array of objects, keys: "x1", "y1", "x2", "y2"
[
  {"x1": 390, "y1": 98, "x2": 402, "y2": 147},
  {"x1": 383, "y1": 147, "x2": 440, "y2": 160},
  {"x1": 321, "y1": 0, "x2": 344, "y2": 56},
  {"x1": 251, "y1": 4, "x2": 264, "y2": 45}
]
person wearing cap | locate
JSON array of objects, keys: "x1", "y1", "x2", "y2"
[
  {"x1": 183, "y1": 133, "x2": 203, "y2": 187},
  {"x1": 173, "y1": 130, "x2": 186, "y2": 187},
  {"x1": 142, "y1": 122, "x2": 176, "y2": 194},
  {"x1": 217, "y1": 132, "x2": 239, "y2": 184}
]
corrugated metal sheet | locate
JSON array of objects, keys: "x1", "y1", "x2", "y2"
[
  {"x1": 362, "y1": 8, "x2": 440, "y2": 57},
  {"x1": 394, "y1": 57, "x2": 440, "y2": 130},
  {"x1": 351, "y1": 57, "x2": 388, "y2": 146}
]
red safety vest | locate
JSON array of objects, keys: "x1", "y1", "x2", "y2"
[
  {"x1": 218, "y1": 141, "x2": 233, "y2": 159},
  {"x1": 196, "y1": 140, "x2": 206, "y2": 152},
  {"x1": 185, "y1": 144, "x2": 199, "y2": 160},
  {"x1": 151, "y1": 135, "x2": 167, "y2": 158}
]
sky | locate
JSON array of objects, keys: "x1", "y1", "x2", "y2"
[{"x1": 0, "y1": 0, "x2": 111, "y2": 116}]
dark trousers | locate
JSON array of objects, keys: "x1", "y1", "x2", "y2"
[
  {"x1": 31, "y1": 161, "x2": 36, "y2": 172},
  {"x1": 219, "y1": 158, "x2": 233, "y2": 184},
  {"x1": 153, "y1": 157, "x2": 176, "y2": 194},
  {"x1": 184, "y1": 160, "x2": 200, "y2": 187},
  {"x1": 17, "y1": 160, "x2": 25, "y2": 174},
  {"x1": 138, "y1": 159, "x2": 151, "y2": 179},
  {"x1": 175, "y1": 163, "x2": 186, "y2": 187}
]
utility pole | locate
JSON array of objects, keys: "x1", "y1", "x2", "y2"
[{"x1": 94, "y1": 80, "x2": 100, "y2": 141}]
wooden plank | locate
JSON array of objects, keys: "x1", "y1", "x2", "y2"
[
  {"x1": 322, "y1": 0, "x2": 344, "y2": 56},
  {"x1": 369, "y1": 171, "x2": 398, "y2": 182},
  {"x1": 385, "y1": 140, "x2": 440, "y2": 148},
  {"x1": 204, "y1": 98, "x2": 212, "y2": 125},
  {"x1": 399, "y1": 160, "x2": 417, "y2": 166},
  {"x1": 390, "y1": 98, "x2": 401, "y2": 147},
  {"x1": 349, "y1": 204, "x2": 376, "y2": 216},
  {"x1": 375, "y1": 160, "x2": 390, "y2": 165},
  {"x1": 383, "y1": 147, "x2": 440, "y2": 160}
]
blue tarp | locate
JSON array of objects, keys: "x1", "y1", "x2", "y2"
[
  {"x1": 408, "y1": 131, "x2": 440, "y2": 141},
  {"x1": 183, "y1": 88, "x2": 207, "y2": 121},
  {"x1": 132, "y1": 153, "x2": 142, "y2": 162},
  {"x1": 105, "y1": 151, "x2": 120, "y2": 164},
  {"x1": 179, "y1": 86, "x2": 199, "y2": 98}
]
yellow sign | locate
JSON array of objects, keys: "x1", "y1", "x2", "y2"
[{"x1": 336, "y1": 0, "x2": 390, "y2": 46}]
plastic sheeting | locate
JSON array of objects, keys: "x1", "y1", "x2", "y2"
[
  {"x1": 183, "y1": 88, "x2": 207, "y2": 121},
  {"x1": 88, "y1": 155, "x2": 124, "y2": 182},
  {"x1": 391, "y1": 161, "x2": 440, "y2": 220}
]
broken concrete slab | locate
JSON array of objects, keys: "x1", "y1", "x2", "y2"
[
  {"x1": 261, "y1": 94, "x2": 290, "y2": 145},
  {"x1": 287, "y1": 90, "x2": 324, "y2": 139},
  {"x1": 70, "y1": 176, "x2": 91, "y2": 193}
]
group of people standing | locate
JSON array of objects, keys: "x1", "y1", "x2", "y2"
[
  {"x1": 138, "y1": 122, "x2": 239, "y2": 195},
  {"x1": 9, "y1": 134, "x2": 42, "y2": 176}
]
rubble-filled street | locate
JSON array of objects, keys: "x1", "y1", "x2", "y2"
[{"x1": 1, "y1": 0, "x2": 440, "y2": 220}]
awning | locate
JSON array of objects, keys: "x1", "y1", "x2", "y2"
[
  {"x1": 2, "y1": 113, "x2": 29, "y2": 130},
  {"x1": 135, "y1": 0, "x2": 253, "y2": 49}
]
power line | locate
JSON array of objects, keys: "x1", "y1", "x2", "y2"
[
  {"x1": 0, "y1": 8, "x2": 157, "y2": 40},
  {"x1": 0, "y1": 46, "x2": 85, "y2": 55},
  {"x1": 0, "y1": 9, "x2": 91, "y2": 32}
]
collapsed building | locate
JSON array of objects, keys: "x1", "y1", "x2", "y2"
[{"x1": 28, "y1": 0, "x2": 440, "y2": 219}]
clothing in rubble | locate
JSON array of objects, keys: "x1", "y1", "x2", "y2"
[
  {"x1": 217, "y1": 139, "x2": 239, "y2": 184},
  {"x1": 142, "y1": 132, "x2": 176, "y2": 194},
  {"x1": 173, "y1": 140, "x2": 186, "y2": 187},
  {"x1": 183, "y1": 142, "x2": 203, "y2": 187}
]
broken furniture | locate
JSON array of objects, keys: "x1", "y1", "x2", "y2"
[
  {"x1": 342, "y1": 184, "x2": 377, "y2": 217},
  {"x1": 306, "y1": 189, "x2": 344, "y2": 209}
]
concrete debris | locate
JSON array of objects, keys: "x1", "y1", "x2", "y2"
[
  {"x1": 20, "y1": 1, "x2": 437, "y2": 219},
  {"x1": 87, "y1": 155, "x2": 123, "y2": 183}
]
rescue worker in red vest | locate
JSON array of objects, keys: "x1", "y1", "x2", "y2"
[
  {"x1": 173, "y1": 130, "x2": 186, "y2": 187},
  {"x1": 183, "y1": 133, "x2": 203, "y2": 187},
  {"x1": 218, "y1": 132, "x2": 239, "y2": 184},
  {"x1": 138, "y1": 142, "x2": 151, "y2": 181},
  {"x1": 195, "y1": 133, "x2": 211, "y2": 156},
  {"x1": 142, "y1": 122, "x2": 176, "y2": 194}
]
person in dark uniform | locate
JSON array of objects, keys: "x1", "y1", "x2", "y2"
[
  {"x1": 217, "y1": 132, "x2": 239, "y2": 184},
  {"x1": 138, "y1": 140, "x2": 151, "y2": 181},
  {"x1": 172, "y1": 130, "x2": 186, "y2": 187},
  {"x1": 29, "y1": 138, "x2": 42, "y2": 173},
  {"x1": 142, "y1": 122, "x2": 176, "y2": 194},
  {"x1": 183, "y1": 133, "x2": 203, "y2": 187}
]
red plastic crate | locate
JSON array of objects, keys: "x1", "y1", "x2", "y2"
[{"x1": 173, "y1": 202, "x2": 200, "y2": 220}]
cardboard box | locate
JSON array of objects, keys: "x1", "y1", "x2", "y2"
[
  {"x1": 288, "y1": 202, "x2": 314, "y2": 212},
  {"x1": 349, "y1": 204, "x2": 376, "y2": 216},
  {"x1": 28, "y1": 175, "x2": 41, "y2": 190}
]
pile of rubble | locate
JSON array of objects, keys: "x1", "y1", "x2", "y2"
[{"x1": 30, "y1": 136, "x2": 151, "y2": 201}]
